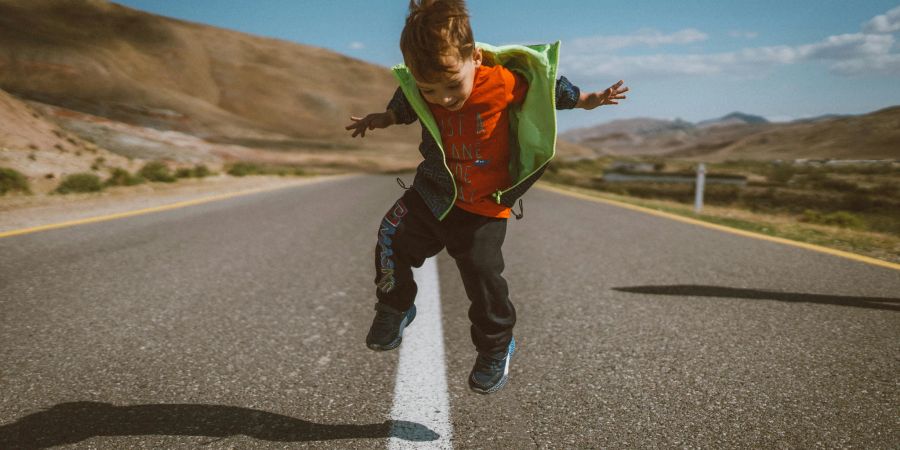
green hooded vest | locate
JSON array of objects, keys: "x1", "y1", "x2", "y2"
[{"x1": 391, "y1": 41, "x2": 561, "y2": 220}]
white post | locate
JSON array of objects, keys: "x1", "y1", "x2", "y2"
[{"x1": 694, "y1": 163, "x2": 706, "y2": 213}]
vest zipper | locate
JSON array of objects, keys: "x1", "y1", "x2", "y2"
[{"x1": 392, "y1": 65, "x2": 457, "y2": 221}]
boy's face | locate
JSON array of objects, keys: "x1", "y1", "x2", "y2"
[{"x1": 414, "y1": 48, "x2": 483, "y2": 112}]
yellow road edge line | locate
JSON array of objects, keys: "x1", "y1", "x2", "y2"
[
  {"x1": 537, "y1": 183, "x2": 900, "y2": 272},
  {"x1": 0, "y1": 178, "x2": 331, "y2": 240}
]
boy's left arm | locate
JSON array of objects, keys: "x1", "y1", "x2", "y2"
[{"x1": 555, "y1": 76, "x2": 628, "y2": 110}]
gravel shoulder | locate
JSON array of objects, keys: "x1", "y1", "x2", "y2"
[{"x1": 0, "y1": 174, "x2": 347, "y2": 234}]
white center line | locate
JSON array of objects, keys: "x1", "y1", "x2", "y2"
[{"x1": 389, "y1": 257, "x2": 453, "y2": 449}]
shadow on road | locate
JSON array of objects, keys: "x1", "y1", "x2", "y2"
[
  {"x1": 0, "y1": 401, "x2": 438, "y2": 448},
  {"x1": 613, "y1": 284, "x2": 900, "y2": 311}
]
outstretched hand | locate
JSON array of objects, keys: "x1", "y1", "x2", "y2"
[
  {"x1": 576, "y1": 80, "x2": 629, "y2": 110},
  {"x1": 345, "y1": 111, "x2": 395, "y2": 138}
]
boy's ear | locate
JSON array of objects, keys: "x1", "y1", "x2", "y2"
[{"x1": 473, "y1": 47, "x2": 483, "y2": 67}]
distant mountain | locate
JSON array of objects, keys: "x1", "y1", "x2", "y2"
[
  {"x1": 672, "y1": 106, "x2": 900, "y2": 161},
  {"x1": 560, "y1": 107, "x2": 900, "y2": 161},
  {"x1": 791, "y1": 113, "x2": 853, "y2": 124},
  {"x1": 697, "y1": 112, "x2": 769, "y2": 129},
  {"x1": 559, "y1": 118, "x2": 697, "y2": 157}
]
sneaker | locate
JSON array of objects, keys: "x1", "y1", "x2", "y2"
[
  {"x1": 468, "y1": 337, "x2": 516, "y2": 395},
  {"x1": 366, "y1": 303, "x2": 416, "y2": 351}
]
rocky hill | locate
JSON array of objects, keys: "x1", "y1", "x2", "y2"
[
  {"x1": 0, "y1": 0, "x2": 421, "y2": 183},
  {"x1": 560, "y1": 108, "x2": 900, "y2": 162}
]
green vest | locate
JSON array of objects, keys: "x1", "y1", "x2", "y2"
[{"x1": 391, "y1": 41, "x2": 561, "y2": 220}]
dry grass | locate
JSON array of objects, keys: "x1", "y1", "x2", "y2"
[{"x1": 541, "y1": 181, "x2": 900, "y2": 264}]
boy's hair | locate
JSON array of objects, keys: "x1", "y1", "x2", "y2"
[{"x1": 400, "y1": 0, "x2": 475, "y2": 82}]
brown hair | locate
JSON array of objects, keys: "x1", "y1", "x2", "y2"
[{"x1": 400, "y1": 0, "x2": 475, "y2": 82}]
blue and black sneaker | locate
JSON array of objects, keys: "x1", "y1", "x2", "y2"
[
  {"x1": 468, "y1": 337, "x2": 516, "y2": 395},
  {"x1": 366, "y1": 303, "x2": 416, "y2": 351}
]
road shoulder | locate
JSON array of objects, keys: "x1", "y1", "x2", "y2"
[{"x1": 0, "y1": 174, "x2": 345, "y2": 235}]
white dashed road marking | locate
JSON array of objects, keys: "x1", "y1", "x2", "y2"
[{"x1": 389, "y1": 257, "x2": 453, "y2": 449}]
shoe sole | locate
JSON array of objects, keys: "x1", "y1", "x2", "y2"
[
  {"x1": 469, "y1": 338, "x2": 516, "y2": 395},
  {"x1": 366, "y1": 305, "x2": 416, "y2": 351}
]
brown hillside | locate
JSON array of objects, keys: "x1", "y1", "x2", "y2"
[
  {"x1": 561, "y1": 107, "x2": 900, "y2": 161},
  {"x1": 0, "y1": 0, "x2": 417, "y2": 149},
  {"x1": 694, "y1": 106, "x2": 900, "y2": 162},
  {"x1": 0, "y1": 87, "x2": 140, "y2": 192}
]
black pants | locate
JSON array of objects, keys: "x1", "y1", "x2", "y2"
[{"x1": 374, "y1": 188, "x2": 515, "y2": 356}]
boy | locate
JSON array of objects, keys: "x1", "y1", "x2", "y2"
[{"x1": 346, "y1": 0, "x2": 627, "y2": 395}]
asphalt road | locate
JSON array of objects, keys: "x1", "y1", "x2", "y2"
[{"x1": 1, "y1": 174, "x2": 898, "y2": 449}]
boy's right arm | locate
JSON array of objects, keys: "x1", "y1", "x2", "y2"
[
  {"x1": 385, "y1": 86, "x2": 418, "y2": 125},
  {"x1": 345, "y1": 87, "x2": 418, "y2": 138}
]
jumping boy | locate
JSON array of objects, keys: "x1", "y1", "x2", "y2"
[{"x1": 346, "y1": 0, "x2": 628, "y2": 394}]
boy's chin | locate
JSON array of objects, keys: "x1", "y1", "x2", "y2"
[{"x1": 443, "y1": 101, "x2": 464, "y2": 111}]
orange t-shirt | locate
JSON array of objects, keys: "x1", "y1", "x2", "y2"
[{"x1": 427, "y1": 64, "x2": 528, "y2": 218}]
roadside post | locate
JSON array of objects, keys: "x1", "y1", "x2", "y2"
[{"x1": 694, "y1": 163, "x2": 706, "y2": 213}]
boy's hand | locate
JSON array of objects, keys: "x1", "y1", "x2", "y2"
[
  {"x1": 576, "y1": 80, "x2": 629, "y2": 110},
  {"x1": 345, "y1": 111, "x2": 396, "y2": 137}
]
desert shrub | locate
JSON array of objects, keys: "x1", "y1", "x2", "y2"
[
  {"x1": 139, "y1": 161, "x2": 176, "y2": 182},
  {"x1": 105, "y1": 168, "x2": 144, "y2": 186},
  {"x1": 766, "y1": 164, "x2": 795, "y2": 184},
  {"x1": 866, "y1": 181, "x2": 899, "y2": 197},
  {"x1": 739, "y1": 188, "x2": 845, "y2": 213},
  {"x1": 192, "y1": 164, "x2": 211, "y2": 178},
  {"x1": 839, "y1": 191, "x2": 873, "y2": 212},
  {"x1": 804, "y1": 170, "x2": 828, "y2": 183},
  {"x1": 595, "y1": 182, "x2": 695, "y2": 203},
  {"x1": 272, "y1": 166, "x2": 305, "y2": 176},
  {"x1": 227, "y1": 162, "x2": 259, "y2": 177},
  {"x1": 860, "y1": 213, "x2": 900, "y2": 237},
  {"x1": 173, "y1": 164, "x2": 213, "y2": 178},
  {"x1": 703, "y1": 185, "x2": 741, "y2": 204},
  {"x1": 818, "y1": 177, "x2": 858, "y2": 192},
  {"x1": 56, "y1": 173, "x2": 103, "y2": 194},
  {"x1": 800, "y1": 210, "x2": 864, "y2": 228},
  {"x1": 226, "y1": 162, "x2": 302, "y2": 177},
  {"x1": 0, "y1": 167, "x2": 31, "y2": 195}
]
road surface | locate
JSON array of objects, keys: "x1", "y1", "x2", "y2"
[{"x1": 1, "y1": 174, "x2": 897, "y2": 448}]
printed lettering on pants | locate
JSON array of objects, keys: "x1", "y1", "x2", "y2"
[{"x1": 377, "y1": 199, "x2": 409, "y2": 293}]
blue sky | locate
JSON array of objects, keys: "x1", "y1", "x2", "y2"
[{"x1": 114, "y1": 1, "x2": 900, "y2": 131}]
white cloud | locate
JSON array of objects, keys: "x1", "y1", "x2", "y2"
[
  {"x1": 831, "y1": 53, "x2": 900, "y2": 76},
  {"x1": 863, "y1": 5, "x2": 900, "y2": 33},
  {"x1": 561, "y1": 7, "x2": 900, "y2": 80},
  {"x1": 569, "y1": 28, "x2": 707, "y2": 52},
  {"x1": 349, "y1": 41, "x2": 365, "y2": 50},
  {"x1": 799, "y1": 33, "x2": 894, "y2": 60}
]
